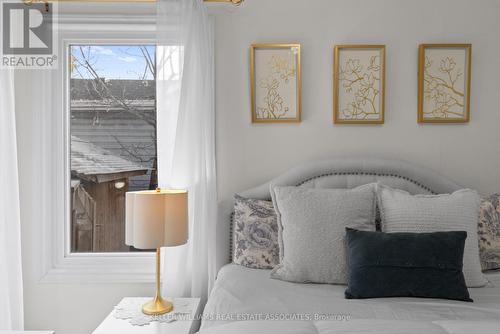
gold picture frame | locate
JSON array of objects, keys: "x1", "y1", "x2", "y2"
[
  {"x1": 333, "y1": 45, "x2": 386, "y2": 124},
  {"x1": 418, "y1": 44, "x2": 471, "y2": 123},
  {"x1": 250, "y1": 44, "x2": 301, "y2": 123}
]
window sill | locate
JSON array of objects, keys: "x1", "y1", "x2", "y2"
[{"x1": 39, "y1": 252, "x2": 156, "y2": 284}]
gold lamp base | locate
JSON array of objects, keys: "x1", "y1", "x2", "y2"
[
  {"x1": 142, "y1": 248, "x2": 173, "y2": 315},
  {"x1": 142, "y1": 296, "x2": 173, "y2": 315}
]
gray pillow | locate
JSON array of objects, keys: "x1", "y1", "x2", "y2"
[
  {"x1": 270, "y1": 185, "x2": 377, "y2": 284},
  {"x1": 232, "y1": 195, "x2": 279, "y2": 269},
  {"x1": 377, "y1": 184, "x2": 487, "y2": 287}
]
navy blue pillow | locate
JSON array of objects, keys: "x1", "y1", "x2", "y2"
[{"x1": 345, "y1": 228, "x2": 472, "y2": 302}]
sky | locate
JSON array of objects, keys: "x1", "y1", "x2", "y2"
[{"x1": 70, "y1": 45, "x2": 156, "y2": 80}]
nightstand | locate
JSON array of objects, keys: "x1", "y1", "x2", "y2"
[{"x1": 92, "y1": 297, "x2": 202, "y2": 334}]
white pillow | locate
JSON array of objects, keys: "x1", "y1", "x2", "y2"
[
  {"x1": 377, "y1": 184, "x2": 487, "y2": 287},
  {"x1": 270, "y1": 184, "x2": 377, "y2": 284}
]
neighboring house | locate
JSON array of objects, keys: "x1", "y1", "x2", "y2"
[
  {"x1": 70, "y1": 79, "x2": 155, "y2": 252},
  {"x1": 70, "y1": 79, "x2": 156, "y2": 191}
]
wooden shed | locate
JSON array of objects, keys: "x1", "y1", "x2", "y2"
[{"x1": 71, "y1": 136, "x2": 148, "y2": 252}]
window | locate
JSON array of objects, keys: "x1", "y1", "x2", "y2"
[{"x1": 69, "y1": 45, "x2": 157, "y2": 253}]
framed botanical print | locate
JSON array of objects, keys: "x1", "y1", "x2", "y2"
[
  {"x1": 250, "y1": 44, "x2": 301, "y2": 123},
  {"x1": 333, "y1": 45, "x2": 385, "y2": 124},
  {"x1": 418, "y1": 44, "x2": 471, "y2": 123}
]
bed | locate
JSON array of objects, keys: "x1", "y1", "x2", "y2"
[{"x1": 202, "y1": 157, "x2": 500, "y2": 333}]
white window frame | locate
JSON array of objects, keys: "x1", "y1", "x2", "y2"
[{"x1": 36, "y1": 13, "x2": 158, "y2": 283}]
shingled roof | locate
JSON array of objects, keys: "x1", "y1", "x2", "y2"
[{"x1": 71, "y1": 135, "x2": 148, "y2": 184}]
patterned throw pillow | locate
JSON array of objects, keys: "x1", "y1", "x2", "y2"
[
  {"x1": 478, "y1": 194, "x2": 500, "y2": 271},
  {"x1": 232, "y1": 195, "x2": 279, "y2": 269}
]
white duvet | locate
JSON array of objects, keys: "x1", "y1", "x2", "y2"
[{"x1": 199, "y1": 264, "x2": 500, "y2": 334}]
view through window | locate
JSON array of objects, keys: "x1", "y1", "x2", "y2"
[{"x1": 69, "y1": 45, "x2": 156, "y2": 253}]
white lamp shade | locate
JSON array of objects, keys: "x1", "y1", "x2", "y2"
[{"x1": 126, "y1": 189, "x2": 188, "y2": 249}]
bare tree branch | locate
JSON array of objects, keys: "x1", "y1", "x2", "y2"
[
  {"x1": 72, "y1": 45, "x2": 159, "y2": 189},
  {"x1": 75, "y1": 46, "x2": 156, "y2": 127}
]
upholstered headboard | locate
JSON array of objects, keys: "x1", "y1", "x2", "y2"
[{"x1": 215, "y1": 157, "x2": 463, "y2": 272}]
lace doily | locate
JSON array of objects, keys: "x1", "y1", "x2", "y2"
[{"x1": 113, "y1": 298, "x2": 193, "y2": 326}]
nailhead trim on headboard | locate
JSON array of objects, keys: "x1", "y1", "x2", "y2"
[
  {"x1": 228, "y1": 211, "x2": 235, "y2": 263},
  {"x1": 296, "y1": 172, "x2": 437, "y2": 195},
  {"x1": 228, "y1": 172, "x2": 437, "y2": 261}
]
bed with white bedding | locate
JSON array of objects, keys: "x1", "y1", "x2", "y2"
[
  {"x1": 200, "y1": 265, "x2": 500, "y2": 333},
  {"x1": 203, "y1": 158, "x2": 500, "y2": 333}
]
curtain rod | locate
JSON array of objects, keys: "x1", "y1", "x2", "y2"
[{"x1": 23, "y1": 0, "x2": 244, "y2": 5}]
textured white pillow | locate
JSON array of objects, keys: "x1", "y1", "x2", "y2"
[
  {"x1": 270, "y1": 185, "x2": 377, "y2": 284},
  {"x1": 377, "y1": 184, "x2": 487, "y2": 287}
]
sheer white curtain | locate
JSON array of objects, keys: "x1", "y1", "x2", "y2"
[
  {"x1": 156, "y1": 0, "x2": 217, "y2": 300},
  {"x1": 0, "y1": 70, "x2": 24, "y2": 330}
]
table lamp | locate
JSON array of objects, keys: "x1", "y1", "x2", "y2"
[{"x1": 125, "y1": 188, "x2": 188, "y2": 315}]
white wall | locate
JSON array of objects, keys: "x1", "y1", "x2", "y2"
[
  {"x1": 213, "y1": 0, "x2": 500, "y2": 203},
  {"x1": 15, "y1": 0, "x2": 500, "y2": 333}
]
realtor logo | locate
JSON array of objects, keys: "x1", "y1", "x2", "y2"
[{"x1": 1, "y1": 1, "x2": 58, "y2": 69}]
